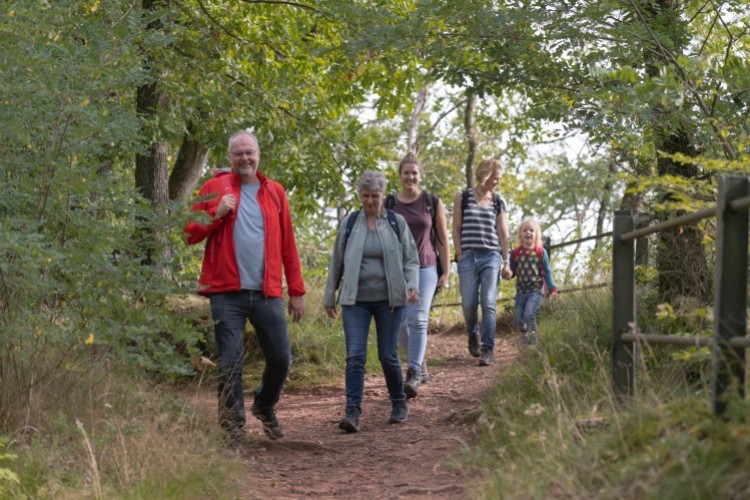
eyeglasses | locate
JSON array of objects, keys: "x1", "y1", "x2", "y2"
[{"x1": 230, "y1": 150, "x2": 258, "y2": 158}]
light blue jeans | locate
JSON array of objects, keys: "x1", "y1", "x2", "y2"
[
  {"x1": 342, "y1": 301, "x2": 405, "y2": 409},
  {"x1": 398, "y1": 265, "x2": 439, "y2": 371},
  {"x1": 513, "y1": 289, "x2": 544, "y2": 333},
  {"x1": 457, "y1": 251, "x2": 501, "y2": 350}
]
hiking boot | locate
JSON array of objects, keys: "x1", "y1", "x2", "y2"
[
  {"x1": 468, "y1": 334, "x2": 481, "y2": 358},
  {"x1": 388, "y1": 399, "x2": 409, "y2": 424},
  {"x1": 223, "y1": 427, "x2": 247, "y2": 448},
  {"x1": 404, "y1": 367, "x2": 421, "y2": 399},
  {"x1": 528, "y1": 331, "x2": 538, "y2": 346},
  {"x1": 479, "y1": 346, "x2": 494, "y2": 366},
  {"x1": 338, "y1": 406, "x2": 361, "y2": 433},
  {"x1": 251, "y1": 405, "x2": 285, "y2": 439},
  {"x1": 519, "y1": 330, "x2": 528, "y2": 347},
  {"x1": 420, "y1": 360, "x2": 430, "y2": 384}
]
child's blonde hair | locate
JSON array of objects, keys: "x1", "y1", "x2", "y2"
[{"x1": 517, "y1": 217, "x2": 543, "y2": 247}]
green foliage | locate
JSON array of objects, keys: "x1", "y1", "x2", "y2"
[
  {"x1": 0, "y1": 0, "x2": 207, "y2": 433},
  {"x1": 0, "y1": 437, "x2": 19, "y2": 497}
]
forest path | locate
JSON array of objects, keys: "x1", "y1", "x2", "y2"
[{"x1": 186, "y1": 322, "x2": 519, "y2": 499}]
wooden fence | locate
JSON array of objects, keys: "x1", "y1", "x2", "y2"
[{"x1": 612, "y1": 175, "x2": 750, "y2": 415}]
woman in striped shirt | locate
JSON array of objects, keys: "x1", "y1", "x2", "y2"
[{"x1": 451, "y1": 159, "x2": 511, "y2": 367}]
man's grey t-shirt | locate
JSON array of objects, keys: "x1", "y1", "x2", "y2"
[{"x1": 234, "y1": 182, "x2": 265, "y2": 291}]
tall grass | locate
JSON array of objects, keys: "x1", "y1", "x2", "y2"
[
  {"x1": 470, "y1": 288, "x2": 750, "y2": 499},
  {"x1": 7, "y1": 358, "x2": 241, "y2": 498}
]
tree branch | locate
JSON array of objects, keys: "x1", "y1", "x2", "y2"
[{"x1": 628, "y1": 0, "x2": 737, "y2": 161}]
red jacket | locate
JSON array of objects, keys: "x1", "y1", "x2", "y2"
[{"x1": 184, "y1": 169, "x2": 306, "y2": 298}]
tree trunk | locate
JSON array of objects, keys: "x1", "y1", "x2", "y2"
[
  {"x1": 406, "y1": 85, "x2": 429, "y2": 156},
  {"x1": 642, "y1": 0, "x2": 711, "y2": 303},
  {"x1": 169, "y1": 122, "x2": 209, "y2": 201},
  {"x1": 463, "y1": 92, "x2": 477, "y2": 190},
  {"x1": 135, "y1": 0, "x2": 170, "y2": 266},
  {"x1": 654, "y1": 129, "x2": 711, "y2": 302}
]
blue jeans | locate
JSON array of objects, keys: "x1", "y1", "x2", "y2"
[
  {"x1": 398, "y1": 266, "x2": 438, "y2": 371},
  {"x1": 209, "y1": 291, "x2": 291, "y2": 431},
  {"x1": 457, "y1": 251, "x2": 501, "y2": 350},
  {"x1": 342, "y1": 301, "x2": 405, "y2": 409},
  {"x1": 513, "y1": 289, "x2": 544, "y2": 333}
]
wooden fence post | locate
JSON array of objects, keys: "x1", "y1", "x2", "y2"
[
  {"x1": 712, "y1": 175, "x2": 749, "y2": 416},
  {"x1": 612, "y1": 211, "x2": 636, "y2": 399}
]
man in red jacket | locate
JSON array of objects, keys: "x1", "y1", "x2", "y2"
[{"x1": 185, "y1": 130, "x2": 306, "y2": 445}]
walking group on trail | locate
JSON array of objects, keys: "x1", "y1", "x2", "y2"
[{"x1": 184, "y1": 129, "x2": 557, "y2": 446}]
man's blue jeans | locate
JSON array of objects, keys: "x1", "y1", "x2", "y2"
[
  {"x1": 513, "y1": 289, "x2": 544, "y2": 333},
  {"x1": 457, "y1": 251, "x2": 501, "y2": 350},
  {"x1": 342, "y1": 301, "x2": 405, "y2": 409},
  {"x1": 398, "y1": 265, "x2": 438, "y2": 372},
  {"x1": 210, "y1": 291, "x2": 291, "y2": 431}
]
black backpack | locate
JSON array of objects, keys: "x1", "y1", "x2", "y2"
[{"x1": 384, "y1": 192, "x2": 445, "y2": 284}]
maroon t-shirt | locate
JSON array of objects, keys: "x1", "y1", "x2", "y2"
[{"x1": 390, "y1": 192, "x2": 437, "y2": 268}]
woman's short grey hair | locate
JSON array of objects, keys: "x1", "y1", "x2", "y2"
[{"x1": 357, "y1": 170, "x2": 387, "y2": 194}]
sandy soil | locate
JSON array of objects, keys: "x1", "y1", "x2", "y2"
[{"x1": 186, "y1": 322, "x2": 519, "y2": 499}]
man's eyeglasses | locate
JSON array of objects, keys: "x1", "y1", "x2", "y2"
[{"x1": 230, "y1": 150, "x2": 257, "y2": 158}]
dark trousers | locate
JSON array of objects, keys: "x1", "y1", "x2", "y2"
[{"x1": 209, "y1": 291, "x2": 291, "y2": 430}]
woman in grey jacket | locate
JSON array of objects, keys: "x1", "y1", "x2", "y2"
[{"x1": 324, "y1": 170, "x2": 420, "y2": 433}]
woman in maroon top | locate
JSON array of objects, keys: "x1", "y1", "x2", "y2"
[{"x1": 387, "y1": 154, "x2": 451, "y2": 398}]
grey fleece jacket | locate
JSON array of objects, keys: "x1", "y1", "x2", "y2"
[{"x1": 324, "y1": 209, "x2": 419, "y2": 309}]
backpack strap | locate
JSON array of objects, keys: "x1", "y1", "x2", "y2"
[
  {"x1": 343, "y1": 211, "x2": 359, "y2": 248},
  {"x1": 384, "y1": 193, "x2": 396, "y2": 210},
  {"x1": 421, "y1": 190, "x2": 443, "y2": 247},
  {"x1": 512, "y1": 246, "x2": 520, "y2": 268},
  {"x1": 492, "y1": 192, "x2": 504, "y2": 214},
  {"x1": 461, "y1": 189, "x2": 470, "y2": 214},
  {"x1": 535, "y1": 245, "x2": 545, "y2": 277},
  {"x1": 385, "y1": 209, "x2": 401, "y2": 241},
  {"x1": 337, "y1": 211, "x2": 360, "y2": 287}
]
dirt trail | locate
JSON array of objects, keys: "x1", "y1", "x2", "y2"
[{"x1": 187, "y1": 325, "x2": 519, "y2": 499}]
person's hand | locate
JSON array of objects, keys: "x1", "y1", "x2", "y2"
[
  {"x1": 215, "y1": 194, "x2": 237, "y2": 219},
  {"x1": 548, "y1": 289, "x2": 558, "y2": 299},
  {"x1": 501, "y1": 264, "x2": 512, "y2": 280},
  {"x1": 325, "y1": 307, "x2": 338, "y2": 319},
  {"x1": 406, "y1": 288, "x2": 420, "y2": 304},
  {"x1": 437, "y1": 274, "x2": 449, "y2": 292},
  {"x1": 288, "y1": 296, "x2": 305, "y2": 322}
]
